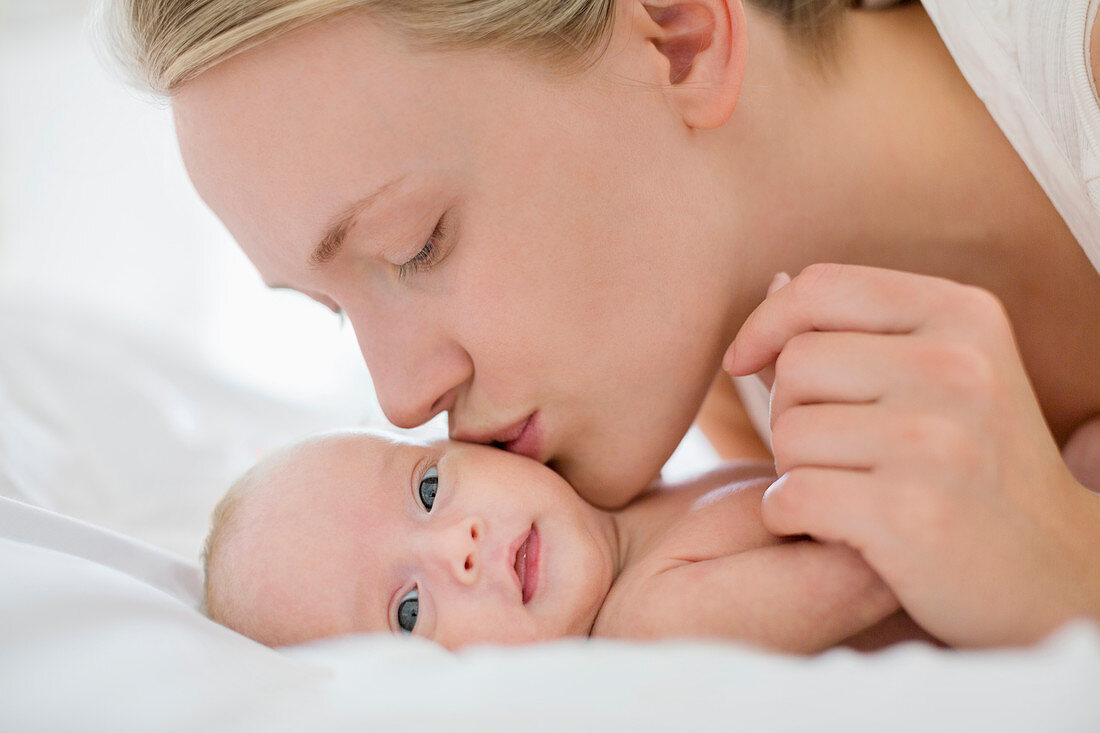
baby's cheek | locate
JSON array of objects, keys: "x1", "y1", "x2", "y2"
[{"x1": 436, "y1": 605, "x2": 545, "y2": 650}]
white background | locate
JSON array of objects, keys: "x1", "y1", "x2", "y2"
[{"x1": 1, "y1": 0, "x2": 388, "y2": 414}]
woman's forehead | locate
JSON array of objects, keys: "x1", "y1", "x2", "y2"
[
  {"x1": 171, "y1": 6, "x2": 578, "y2": 282},
  {"x1": 170, "y1": 14, "x2": 458, "y2": 280},
  {"x1": 170, "y1": 6, "x2": 513, "y2": 189}
]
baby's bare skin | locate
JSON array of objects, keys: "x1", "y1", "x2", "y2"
[
  {"x1": 206, "y1": 432, "x2": 931, "y2": 652},
  {"x1": 595, "y1": 462, "x2": 932, "y2": 651}
]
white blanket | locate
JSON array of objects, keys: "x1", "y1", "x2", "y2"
[{"x1": 3, "y1": 299, "x2": 1099, "y2": 732}]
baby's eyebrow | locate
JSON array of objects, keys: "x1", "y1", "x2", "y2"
[
  {"x1": 350, "y1": 536, "x2": 396, "y2": 635},
  {"x1": 349, "y1": 440, "x2": 407, "y2": 634},
  {"x1": 380, "y1": 439, "x2": 402, "y2": 483}
]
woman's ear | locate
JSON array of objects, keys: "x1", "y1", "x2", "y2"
[{"x1": 632, "y1": 0, "x2": 747, "y2": 130}]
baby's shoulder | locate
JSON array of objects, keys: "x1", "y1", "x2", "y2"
[
  {"x1": 646, "y1": 463, "x2": 778, "y2": 562},
  {"x1": 592, "y1": 462, "x2": 780, "y2": 638}
]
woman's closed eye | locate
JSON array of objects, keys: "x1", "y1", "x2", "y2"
[
  {"x1": 418, "y1": 465, "x2": 438, "y2": 511},
  {"x1": 397, "y1": 213, "x2": 450, "y2": 280},
  {"x1": 397, "y1": 587, "x2": 419, "y2": 633}
]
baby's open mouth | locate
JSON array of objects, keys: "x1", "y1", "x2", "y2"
[{"x1": 513, "y1": 524, "x2": 540, "y2": 605}]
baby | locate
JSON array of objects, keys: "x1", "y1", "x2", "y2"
[{"x1": 204, "y1": 430, "x2": 931, "y2": 652}]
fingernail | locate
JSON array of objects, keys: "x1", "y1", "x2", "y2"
[
  {"x1": 764, "y1": 472, "x2": 788, "y2": 498},
  {"x1": 722, "y1": 342, "x2": 737, "y2": 373},
  {"x1": 767, "y1": 272, "x2": 791, "y2": 297}
]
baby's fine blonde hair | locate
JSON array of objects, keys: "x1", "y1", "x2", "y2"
[
  {"x1": 104, "y1": 0, "x2": 855, "y2": 95},
  {"x1": 199, "y1": 462, "x2": 270, "y2": 621},
  {"x1": 199, "y1": 478, "x2": 245, "y2": 618}
]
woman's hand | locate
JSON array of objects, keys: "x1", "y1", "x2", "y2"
[{"x1": 724, "y1": 263, "x2": 1100, "y2": 647}]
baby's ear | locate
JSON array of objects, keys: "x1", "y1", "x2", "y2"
[{"x1": 631, "y1": 0, "x2": 747, "y2": 129}]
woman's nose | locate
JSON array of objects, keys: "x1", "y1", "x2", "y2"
[
  {"x1": 437, "y1": 517, "x2": 485, "y2": 586},
  {"x1": 349, "y1": 310, "x2": 472, "y2": 429}
]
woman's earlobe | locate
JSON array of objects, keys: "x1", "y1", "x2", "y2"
[{"x1": 640, "y1": 0, "x2": 747, "y2": 130}]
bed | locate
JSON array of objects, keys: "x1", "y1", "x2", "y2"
[{"x1": 3, "y1": 298, "x2": 1099, "y2": 732}]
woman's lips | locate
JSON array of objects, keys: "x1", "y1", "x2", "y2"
[
  {"x1": 500, "y1": 413, "x2": 542, "y2": 461},
  {"x1": 513, "y1": 525, "x2": 540, "y2": 605},
  {"x1": 455, "y1": 412, "x2": 545, "y2": 462}
]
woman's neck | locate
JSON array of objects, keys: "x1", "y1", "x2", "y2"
[{"x1": 717, "y1": 3, "x2": 1072, "y2": 294}]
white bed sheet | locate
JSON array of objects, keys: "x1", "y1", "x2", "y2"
[
  {"x1": 3, "y1": 505, "x2": 1099, "y2": 733},
  {"x1": 3, "y1": 299, "x2": 1100, "y2": 732}
]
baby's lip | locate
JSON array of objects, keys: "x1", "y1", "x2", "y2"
[
  {"x1": 512, "y1": 524, "x2": 539, "y2": 605},
  {"x1": 508, "y1": 529, "x2": 527, "y2": 595}
]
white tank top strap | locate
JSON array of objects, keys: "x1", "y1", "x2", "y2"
[{"x1": 920, "y1": 0, "x2": 1100, "y2": 275}]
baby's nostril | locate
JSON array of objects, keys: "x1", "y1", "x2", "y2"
[
  {"x1": 464, "y1": 556, "x2": 473, "y2": 571},
  {"x1": 470, "y1": 525, "x2": 478, "y2": 540}
]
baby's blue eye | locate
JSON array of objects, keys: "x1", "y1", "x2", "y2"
[
  {"x1": 418, "y1": 466, "x2": 438, "y2": 511},
  {"x1": 397, "y1": 587, "x2": 419, "y2": 633}
]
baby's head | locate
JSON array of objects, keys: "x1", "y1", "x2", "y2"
[{"x1": 203, "y1": 430, "x2": 617, "y2": 649}]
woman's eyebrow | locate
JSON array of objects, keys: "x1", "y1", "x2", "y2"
[{"x1": 308, "y1": 174, "x2": 407, "y2": 268}]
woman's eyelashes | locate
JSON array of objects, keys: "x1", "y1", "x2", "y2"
[
  {"x1": 418, "y1": 465, "x2": 438, "y2": 512},
  {"x1": 396, "y1": 213, "x2": 450, "y2": 281},
  {"x1": 396, "y1": 587, "x2": 419, "y2": 633}
]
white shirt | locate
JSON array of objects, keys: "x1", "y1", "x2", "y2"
[{"x1": 920, "y1": 0, "x2": 1100, "y2": 273}]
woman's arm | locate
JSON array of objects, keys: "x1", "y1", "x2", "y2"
[{"x1": 694, "y1": 372, "x2": 772, "y2": 462}]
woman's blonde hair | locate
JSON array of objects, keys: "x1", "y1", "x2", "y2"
[{"x1": 105, "y1": 0, "x2": 857, "y2": 95}]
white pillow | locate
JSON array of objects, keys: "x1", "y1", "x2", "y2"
[
  {"x1": 0, "y1": 296, "x2": 368, "y2": 557},
  {"x1": 0, "y1": 529, "x2": 318, "y2": 733}
]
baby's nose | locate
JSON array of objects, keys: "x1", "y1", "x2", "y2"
[{"x1": 443, "y1": 517, "x2": 484, "y2": 585}]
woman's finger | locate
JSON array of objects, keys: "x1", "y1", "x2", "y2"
[
  {"x1": 728, "y1": 264, "x2": 953, "y2": 377},
  {"x1": 768, "y1": 331, "x2": 895, "y2": 427},
  {"x1": 760, "y1": 467, "x2": 892, "y2": 552},
  {"x1": 748, "y1": 272, "x2": 791, "y2": 390},
  {"x1": 769, "y1": 401, "x2": 978, "y2": 483},
  {"x1": 770, "y1": 403, "x2": 883, "y2": 475}
]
